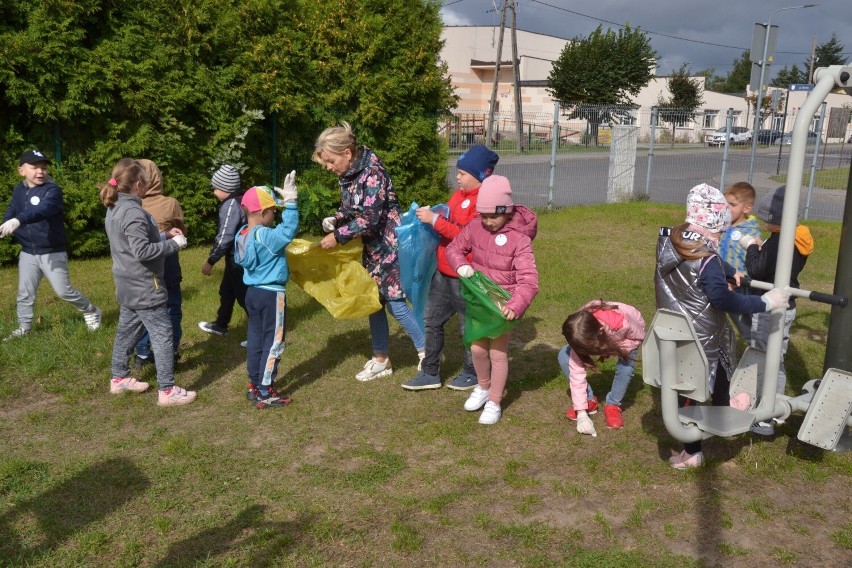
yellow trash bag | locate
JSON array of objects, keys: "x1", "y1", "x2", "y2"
[{"x1": 286, "y1": 238, "x2": 382, "y2": 319}]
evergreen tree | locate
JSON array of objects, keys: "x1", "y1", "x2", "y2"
[
  {"x1": 772, "y1": 64, "x2": 808, "y2": 87},
  {"x1": 719, "y1": 51, "x2": 752, "y2": 94},
  {"x1": 804, "y1": 33, "x2": 848, "y2": 81},
  {"x1": 657, "y1": 64, "x2": 703, "y2": 142}
]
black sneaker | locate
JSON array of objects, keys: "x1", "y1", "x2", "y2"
[
  {"x1": 246, "y1": 384, "x2": 261, "y2": 401},
  {"x1": 255, "y1": 386, "x2": 292, "y2": 409},
  {"x1": 198, "y1": 321, "x2": 228, "y2": 336},
  {"x1": 133, "y1": 354, "x2": 155, "y2": 370}
]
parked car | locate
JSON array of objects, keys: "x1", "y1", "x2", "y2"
[
  {"x1": 775, "y1": 131, "x2": 820, "y2": 145},
  {"x1": 847, "y1": 133, "x2": 852, "y2": 143},
  {"x1": 706, "y1": 126, "x2": 752, "y2": 146},
  {"x1": 756, "y1": 129, "x2": 783, "y2": 144}
]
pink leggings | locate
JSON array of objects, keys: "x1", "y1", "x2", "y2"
[{"x1": 471, "y1": 332, "x2": 511, "y2": 405}]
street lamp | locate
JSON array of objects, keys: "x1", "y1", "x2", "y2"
[{"x1": 747, "y1": 4, "x2": 818, "y2": 184}]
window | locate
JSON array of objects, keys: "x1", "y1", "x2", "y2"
[{"x1": 703, "y1": 110, "x2": 718, "y2": 129}]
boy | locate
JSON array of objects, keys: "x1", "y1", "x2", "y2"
[
  {"x1": 1, "y1": 149, "x2": 101, "y2": 339},
  {"x1": 401, "y1": 144, "x2": 499, "y2": 391},
  {"x1": 198, "y1": 164, "x2": 248, "y2": 338},
  {"x1": 741, "y1": 185, "x2": 814, "y2": 436},
  {"x1": 719, "y1": 181, "x2": 762, "y2": 342},
  {"x1": 234, "y1": 175, "x2": 298, "y2": 409}
]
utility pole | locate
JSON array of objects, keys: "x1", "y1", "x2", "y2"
[
  {"x1": 808, "y1": 35, "x2": 817, "y2": 83},
  {"x1": 485, "y1": 1, "x2": 507, "y2": 149},
  {"x1": 509, "y1": 0, "x2": 524, "y2": 151}
]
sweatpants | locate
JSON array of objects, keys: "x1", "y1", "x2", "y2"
[
  {"x1": 245, "y1": 287, "x2": 286, "y2": 390},
  {"x1": 16, "y1": 251, "x2": 94, "y2": 328},
  {"x1": 112, "y1": 305, "x2": 175, "y2": 391}
]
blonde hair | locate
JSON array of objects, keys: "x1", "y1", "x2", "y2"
[
  {"x1": 99, "y1": 158, "x2": 148, "y2": 207},
  {"x1": 313, "y1": 121, "x2": 357, "y2": 164},
  {"x1": 724, "y1": 181, "x2": 756, "y2": 205}
]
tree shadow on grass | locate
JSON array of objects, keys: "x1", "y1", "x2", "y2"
[
  {"x1": 0, "y1": 457, "x2": 148, "y2": 564},
  {"x1": 153, "y1": 505, "x2": 317, "y2": 568}
]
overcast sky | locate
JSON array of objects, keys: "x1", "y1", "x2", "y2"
[{"x1": 441, "y1": 0, "x2": 852, "y2": 81}]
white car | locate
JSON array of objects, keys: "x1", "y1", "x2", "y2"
[{"x1": 706, "y1": 126, "x2": 752, "y2": 147}]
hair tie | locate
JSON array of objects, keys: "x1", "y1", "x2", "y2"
[{"x1": 108, "y1": 178, "x2": 118, "y2": 187}]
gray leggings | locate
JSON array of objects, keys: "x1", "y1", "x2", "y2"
[
  {"x1": 17, "y1": 251, "x2": 93, "y2": 328},
  {"x1": 112, "y1": 305, "x2": 175, "y2": 391}
]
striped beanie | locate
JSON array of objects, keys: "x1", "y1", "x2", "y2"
[{"x1": 211, "y1": 164, "x2": 241, "y2": 193}]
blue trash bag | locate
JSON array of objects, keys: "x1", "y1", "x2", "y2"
[{"x1": 394, "y1": 202, "x2": 449, "y2": 334}]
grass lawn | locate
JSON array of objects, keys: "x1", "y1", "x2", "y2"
[
  {"x1": 770, "y1": 166, "x2": 851, "y2": 190},
  {"x1": 0, "y1": 202, "x2": 850, "y2": 567}
]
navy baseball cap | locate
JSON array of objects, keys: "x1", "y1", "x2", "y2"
[{"x1": 19, "y1": 149, "x2": 51, "y2": 165}]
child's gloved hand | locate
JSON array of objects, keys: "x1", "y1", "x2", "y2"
[
  {"x1": 172, "y1": 234, "x2": 188, "y2": 250},
  {"x1": 576, "y1": 411, "x2": 597, "y2": 437},
  {"x1": 762, "y1": 288, "x2": 790, "y2": 311},
  {"x1": 0, "y1": 218, "x2": 20, "y2": 237},
  {"x1": 275, "y1": 170, "x2": 297, "y2": 202},
  {"x1": 322, "y1": 216, "x2": 337, "y2": 233},
  {"x1": 456, "y1": 265, "x2": 474, "y2": 278},
  {"x1": 739, "y1": 235, "x2": 761, "y2": 249}
]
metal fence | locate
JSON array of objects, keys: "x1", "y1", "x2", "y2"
[{"x1": 442, "y1": 105, "x2": 852, "y2": 222}]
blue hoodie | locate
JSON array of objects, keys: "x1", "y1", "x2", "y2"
[
  {"x1": 233, "y1": 203, "x2": 299, "y2": 291},
  {"x1": 3, "y1": 179, "x2": 68, "y2": 254}
]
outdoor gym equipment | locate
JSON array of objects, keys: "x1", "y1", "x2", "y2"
[{"x1": 643, "y1": 65, "x2": 852, "y2": 452}]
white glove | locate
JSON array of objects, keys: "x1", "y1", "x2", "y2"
[
  {"x1": 172, "y1": 234, "x2": 188, "y2": 250},
  {"x1": 456, "y1": 265, "x2": 474, "y2": 278},
  {"x1": 740, "y1": 235, "x2": 760, "y2": 249},
  {"x1": 274, "y1": 170, "x2": 297, "y2": 202},
  {"x1": 762, "y1": 288, "x2": 790, "y2": 311},
  {"x1": 576, "y1": 411, "x2": 597, "y2": 437},
  {"x1": 0, "y1": 218, "x2": 21, "y2": 237},
  {"x1": 322, "y1": 216, "x2": 337, "y2": 233}
]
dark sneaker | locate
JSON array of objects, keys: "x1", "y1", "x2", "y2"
[
  {"x1": 566, "y1": 396, "x2": 599, "y2": 420},
  {"x1": 255, "y1": 386, "x2": 292, "y2": 409},
  {"x1": 401, "y1": 372, "x2": 441, "y2": 391},
  {"x1": 751, "y1": 421, "x2": 775, "y2": 436},
  {"x1": 246, "y1": 384, "x2": 261, "y2": 401},
  {"x1": 446, "y1": 373, "x2": 477, "y2": 391},
  {"x1": 133, "y1": 354, "x2": 155, "y2": 370},
  {"x1": 198, "y1": 321, "x2": 228, "y2": 336}
]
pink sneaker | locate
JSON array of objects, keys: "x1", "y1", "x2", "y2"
[
  {"x1": 669, "y1": 450, "x2": 704, "y2": 470},
  {"x1": 110, "y1": 376, "x2": 150, "y2": 394},
  {"x1": 157, "y1": 385, "x2": 197, "y2": 406}
]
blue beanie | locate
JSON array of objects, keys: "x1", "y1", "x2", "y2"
[{"x1": 456, "y1": 145, "x2": 499, "y2": 182}]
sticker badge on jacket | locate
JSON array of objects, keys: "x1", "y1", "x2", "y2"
[
  {"x1": 30, "y1": 196, "x2": 40, "y2": 206},
  {"x1": 495, "y1": 234, "x2": 507, "y2": 246},
  {"x1": 461, "y1": 199, "x2": 470, "y2": 209}
]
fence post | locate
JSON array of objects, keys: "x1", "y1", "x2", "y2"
[
  {"x1": 548, "y1": 101, "x2": 559, "y2": 211},
  {"x1": 270, "y1": 112, "x2": 278, "y2": 187},
  {"x1": 644, "y1": 106, "x2": 657, "y2": 196},
  {"x1": 804, "y1": 101, "x2": 827, "y2": 220},
  {"x1": 53, "y1": 122, "x2": 62, "y2": 166},
  {"x1": 720, "y1": 108, "x2": 734, "y2": 191}
]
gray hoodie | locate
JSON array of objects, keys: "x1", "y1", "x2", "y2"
[{"x1": 106, "y1": 192, "x2": 180, "y2": 310}]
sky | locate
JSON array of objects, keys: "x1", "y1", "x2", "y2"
[{"x1": 440, "y1": 0, "x2": 852, "y2": 81}]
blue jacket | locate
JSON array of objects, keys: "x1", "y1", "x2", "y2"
[
  {"x1": 3, "y1": 179, "x2": 68, "y2": 254},
  {"x1": 234, "y1": 203, "x2": 299, "y2": 291}
]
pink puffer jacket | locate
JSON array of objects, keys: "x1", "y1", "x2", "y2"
[{"x1": 446, "y1": 205, "x2": 539, "y2": 317}]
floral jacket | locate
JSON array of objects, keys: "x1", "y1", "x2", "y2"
[{"x1": 331, "y1": 146, "x2": 405, "y2": 301}]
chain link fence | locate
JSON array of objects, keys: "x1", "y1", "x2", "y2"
[{"x1": 441, "y1": 105, "x2": 852, "y2": 221}]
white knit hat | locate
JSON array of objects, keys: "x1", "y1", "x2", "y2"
[{"x1": 211, "y1": 164, "x2": 241, "y2": 193}]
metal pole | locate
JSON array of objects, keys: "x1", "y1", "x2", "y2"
[
  {"x1": 270, "y1": 112, "x2": 278, "y2": 187},
  {"x1": 485, "y1": 1, "x2": 507, "y2": 148},
  {"x1": 804, "y1": 101, "x2": 827, "y2": 219},
  {"x1": 748, "y1": 21, "x2": 773, "y2": 184},
  {"x1": 644, "y1": 106, "x2": 657, "y2": 196},
  {"x1": 720, "y1": 108, "x2": 733, "y2": 190},
  {"x1": 776, "y1": 88, "x2": 790, "y2": 175},
  {"x1": 547, "y1": 101, "x2": 559, "y2": 210},
  {"x1": 824, "y1": 150, "x2": 852, "y2": 373}
]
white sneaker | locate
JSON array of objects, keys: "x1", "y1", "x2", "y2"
[
  {"x1": 479, "y1": 401, "x2": 501, "y2": 424},
  {"x1": 84, "y1": 307, "x2": 102, "y2": 331},
  {"x1": 464, "y1": 385, "x2": 490, "y2": 411},
  {"x1": 240, "y1": 340, "x2": 248, "y2": 348},
  {"x1": 4, "y1": 328, "x2": 30, "y2": 342},
  {"x1": 355, "y1": 358, "x2": 393, "y2": 381}
]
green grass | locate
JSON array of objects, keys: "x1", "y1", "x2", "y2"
[
  {"x1": 770, "y1": 166, "x2": 851, "y2": 190},
  {"x1": 0, "y1": 202, "x2": 849, "y2": 567}
]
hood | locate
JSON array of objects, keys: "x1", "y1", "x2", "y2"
[
  {"x1": 341, "y1": 146, "x2": 380, "y2": 182},
  {"x1": 234, "y1": 226, "x2": 260, "y2": 271},
  {"x1": 501, "y1": 205, "x2": 537, "y2": 240},
  {"x1": 137, "y1": 159, "x2": 163, "y2": 198}
]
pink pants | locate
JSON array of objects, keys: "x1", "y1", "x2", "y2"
[{"x1": 471, "y1": 332, "x2": 511, "y2": 405}]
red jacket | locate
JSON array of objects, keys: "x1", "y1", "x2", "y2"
[
  {"x1": 446, "y1": 205, "x2": 539, "y2": 317},
  {"x1": 434, "y1": 186, "x2": 480, "y2": 277}
]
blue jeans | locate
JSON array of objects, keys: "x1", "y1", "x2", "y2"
[
  {"x1": 369, "y1": 299, "x2": 426, "y2": 355},
  {"x1": 136, "y1": 284, "x2": 182, "y2": 358},
  {"x1": 557, "y1": 345, "x2": 637, "y2": 406},
  {"x1": 750, "y1": 307, "x2": 796, "y2": 396}
]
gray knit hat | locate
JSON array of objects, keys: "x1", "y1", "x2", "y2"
[{"x1": 211, "y1": 164, "x2": 241, "y2": 193}]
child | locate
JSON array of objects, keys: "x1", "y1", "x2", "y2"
[
  {"x1": 445, "y1": 175, "x2": 539, "y2": 424},
  {"x1": 1, "y1": 149, "x2": 102, "y2": 339},
  {"x1": 655, "y1": 183, "x2": 788, "y2": 468},
  {"x1": 198, "y1": 164, "x2": 248, "y2": 338},
  {"x1": 233, "y1": 176, "x2": 298, "y2": 409},
  {"x1": 402, "y1": 144, "x2": 499, "y2": 391},
  {"x1": 719, "y1": 181, "x2": 762, "y2": 342},
  {"x1": 558, "y1": 300, "x2": 645, "y2": 435},
  {"x1": 101, "y1": 158, "x2": 195, "y2": 406},
  {"x1": 741, "y1": 185, "x2": 814, "y2": 435},
  {"x1": 134, "y1": 159, "x2": 185, "y2": 367}
]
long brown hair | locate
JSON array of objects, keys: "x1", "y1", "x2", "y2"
[
  {"x1": 670, "y1": 222, "x2": 715, "y2": 261},
  {"x1": 99, "y1": 158, "x2": 147, "y2": 207},
  {"x1": 561, "y1": 300, "x2": 621, "y2": 370}
]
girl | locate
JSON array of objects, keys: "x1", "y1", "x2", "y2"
[
  {"x1": 655, "y1": 183, "x2": 788, "y2": 468},
  {"x1": 101, "y1": 158, "x2": 196, "y2": 406},
  {"x1": 314, "y1": 122, "x2": 425, "y2": 381},
  {"x1": 445, "y1": 175, "x2": 539, "y2": 424},
  {"x1": 559, "y1": 300, "x2": 645, "y2": 436}
]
